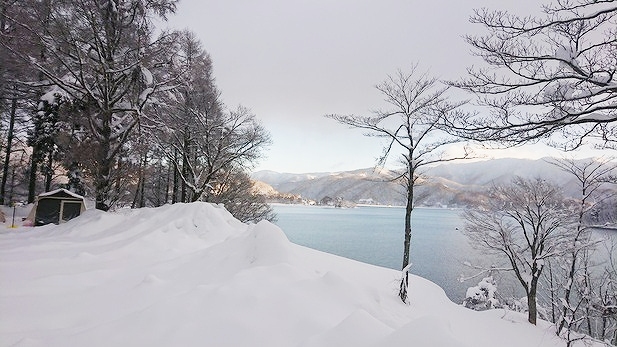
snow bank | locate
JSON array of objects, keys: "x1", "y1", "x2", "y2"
[{"x1": 0, "y1": 202, "x2": 586, "y2": 346}]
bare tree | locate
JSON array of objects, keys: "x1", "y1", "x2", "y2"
[
  {"x1": 464, "y1": 177, "x2": 575, "y2": 325},
  {"x1": 326, "y1": 65, "x2": 471, "y2": 303},
  {"x1": 207, "y1": 169, "x2": 276, "y2": 223},
  {"x1": 151, "y1": 32, "x2": 271, "y2": 209},
  {"x1": 448, "y1": 0, "x2": 617, "y2": 150},
  {"x1": 544, "y1": 158, "x2": 616, "y2": 344},
  {"x1": 165, "y1": 105, "x2": 270, "y2": 203}
]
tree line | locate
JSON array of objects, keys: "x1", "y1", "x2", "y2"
[{"x1": 0, "y1": 0, "x2": 274, "y2": 222}]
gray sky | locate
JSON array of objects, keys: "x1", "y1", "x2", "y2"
[{"x1": 163, "y1": 0, "x2": 599, "y2": 173}]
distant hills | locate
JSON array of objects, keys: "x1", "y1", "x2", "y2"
[{"x1": 251, "y1": 158, "x2": 598, "y2": 207}]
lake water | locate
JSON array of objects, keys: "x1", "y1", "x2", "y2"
[{"x1": 272, "y1": 204, "x2": 481, "y2": 303}]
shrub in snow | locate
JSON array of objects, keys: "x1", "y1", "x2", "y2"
[
  {"x1": 463, "y1": 276, "x2": 501, "y2": 311},
  {"x1": 507, "y1": 297, "x2": 527, "y2": 314}
]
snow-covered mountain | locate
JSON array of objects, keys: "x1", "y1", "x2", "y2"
[{"x1": 252, "y1": 158, "x2": 589, "y2": 206}]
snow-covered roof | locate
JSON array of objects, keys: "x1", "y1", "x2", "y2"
[{"x1": 38, "y1": 188, "x2": 85, "y2": 200}]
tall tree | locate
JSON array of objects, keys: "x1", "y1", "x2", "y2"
[
  {"x1": 327, "y1": 65, "x2": 471, "y2": 303},
  {"x1": 0, "y1": 0, "x2": 40, "y2": 204},
  {"x1": 448, "y1": 0, "x2": 617, "y2": 150},
  {"x1": 2, "y1": 0, "x2": 178, "y2": 210},
  {"x1": 163, "y1": 105, "x2": 271, "y2": 203},
  {"x1": 155, "y1": 31, "x2": 271, "y2": 206}
]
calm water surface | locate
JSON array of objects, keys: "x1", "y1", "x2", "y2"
[{"x1": 272, "y1": 204, "x2": 478, "y2": 303}]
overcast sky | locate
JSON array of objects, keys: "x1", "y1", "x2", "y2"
[{"x1": 162, "y1": 0, "x2": 602, "y2": 173}]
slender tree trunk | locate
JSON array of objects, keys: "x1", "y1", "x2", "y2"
[
  {"x1": 601, "y1": 316, "x2": 607, "y2": 341},
  {"x1": 155, "y1": 162, "x2": 164, "y2": 206},
  {"x1": 28, "y1": 0, "x2": 52, "y2": 203},
  {"x1": 96, "y1": 158, "x2": 112, "y2": 210},
  {"x1": 559, "y1": 183, "x2": 590, "y2": 334},
  {"x1": 558, "y1": 246, "x2": 580, "y2": 334},
  {"x1": 547, "y1": 262, "x2": 558, "y2": 326},
  {"x1": 181, "y1": 138, "x2": 188, "y2": 203},
  {"x1": 95, "y1": 118, "x2": 112, "y2": 211},
  {"x1": 399, "y1": 164, "x2": 414, "y2": 303},
  {"x1": 44, "y1": 150, "x2": 53, "y2": 191},
  {"x1": 584, "y1": 266, "x2": 593, "y2": 335},
  {"x1": 131, "y1": 152, "x2": 147, "y2": 208},
  {"x1": 0, "y1": 1, "x2": 7, "y2": 33},
  {"x1": 528, "y1": 278, "x2": 538, "y2": 325},
  {"x1": 1, "y1": 97, "x2": 16, "y2": 204},
  {"x1": 131, "y1": 175, "x2": 142, "y2": 208},
  {"x1": 138, "y1": 154, "x2": 146, "y2": 207},
  {"x1": 172, "y1": 148, "x2": 178, "y2": 204},
  {"x1": 8, "y1": 161, "x2": 16, "y2": 202},
  {"x1": 164, "y1": 161, "x2": 171, "y2": 204},
  {"x1": 27, "y1": 151, "x2": 38, "y2": 203}
]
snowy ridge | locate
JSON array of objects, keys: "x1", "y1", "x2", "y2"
[
  {"x1": 0, "y1": 203, "x2": 587, "y2": 346},
  {"x1": 253, "y1": 158, "x2": 599, "y2": 206}
]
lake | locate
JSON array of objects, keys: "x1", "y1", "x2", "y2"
[{"x1": 271, "y1": 204, "x2": 484, "y2": 303}]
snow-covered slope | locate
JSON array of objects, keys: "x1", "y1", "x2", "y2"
[{"x1": 0, "y1": 203, "x2": 586, "y2": 346}]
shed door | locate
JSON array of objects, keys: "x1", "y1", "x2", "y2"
[
  {"x1": 61, "y1": 201, "x2": 82, "y2": 222},
  {"x1": 35, "y1": 199, "x2": 61, "y2": 226}
]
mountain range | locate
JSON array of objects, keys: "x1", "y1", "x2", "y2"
[{"x1": 251, "y1": 158, "x2": 598, "y2": 207}]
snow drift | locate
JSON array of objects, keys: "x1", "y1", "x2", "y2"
[{"x1": 0, "y1": 202, "x2": 586, "y2": 346}]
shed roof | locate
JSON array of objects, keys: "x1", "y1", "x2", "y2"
[{"x1": 38, "y1": 189, "x2": 85, "y2": 200}]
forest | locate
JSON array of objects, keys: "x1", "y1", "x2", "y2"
[{"x1": 0, "y1": 0, "x2": 275, "y2": 222}]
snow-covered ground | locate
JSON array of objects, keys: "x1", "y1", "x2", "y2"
[{"x1": 0, "y1": 202, "x2": 595, "y2": 346}]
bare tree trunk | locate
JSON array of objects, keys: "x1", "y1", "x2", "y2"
[
  {"x1": 164, "y1": 161, "x2": 171, "y2": 204},
  {"x1": 44, "y1": 150, "x2": 53, "y2": 191},
  {"x1": 8, "y1": 160, "x2": 16, "y2": 202},
  {"x1": 172, "y1": 148, "x2": 178, "y2": 204},
  {"x1": 1, "y1": 97, "x2": 16, "y2": 204},
  {"x1": 27, "y1": 153, "x2": 38, "y2": 203},
  {"x1": 27, "y1": 0, "x2": 52, "y2": 204},
  {"x1": 131, "y1": 152, "x2": 147, "y2": 208},
  {"x1": 95, "y1": 120, "x2": 112, "y2": 211},
  {"x1": 181, "y1": 140, "x2": 188, "y2": 203},
  {"x1": 547, "y1": 261, "x2": 558, "y2": 326},
  {"x1": 528, "y1": 285, "x2": 538, "y2": 325},
  {"x1": 131, "y1": 173, "x2": 142, "y2": 209},
  {"x1": 138, "y1": 154, "x2": 146, "y2": 207},
  {"x1": 399, "y1": 165, "x2": 414, "y2": 303}
]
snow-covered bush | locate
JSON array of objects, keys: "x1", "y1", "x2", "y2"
[{"x1": 463, "y1": 276, "x2": 501, "y2": 311}]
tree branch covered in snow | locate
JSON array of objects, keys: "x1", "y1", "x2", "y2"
[
  {"x1": 464, "y1": 177, "x2": 577, "y2": 325},
  {"x1": 1, "y1": 0, "x2": 184, "y2": 210},
  {"x1": 447, "y1": 0, "x2": 617, "y2": 150}
]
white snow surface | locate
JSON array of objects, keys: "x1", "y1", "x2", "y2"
[{"x1": 0, "y1": 202, "x2": 591, "y2": 346}]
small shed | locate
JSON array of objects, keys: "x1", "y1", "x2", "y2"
[{"x1": 27, "y1": 189, "x2": 86, "y2": 226}]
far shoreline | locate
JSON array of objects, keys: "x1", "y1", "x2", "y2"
[{"x1": 268, "y1": 202, "x2": 463, "y2": 210}]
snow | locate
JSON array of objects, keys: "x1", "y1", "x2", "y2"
[
  {"x1": 37, "y1": 188, "x2": 85, "y2": 200},
  {"x1": 138, "y1": 87, "x2": 154, "y2": 103},
  {"x1": 141, "y1": 66, "x2": 154, "y2": 86},
  {"x1": 555, "y1": 45, "x2": 578, "y2": 64},
  {"x1": 0, "y1": 202, "x2": 596, "y2": 346}
]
